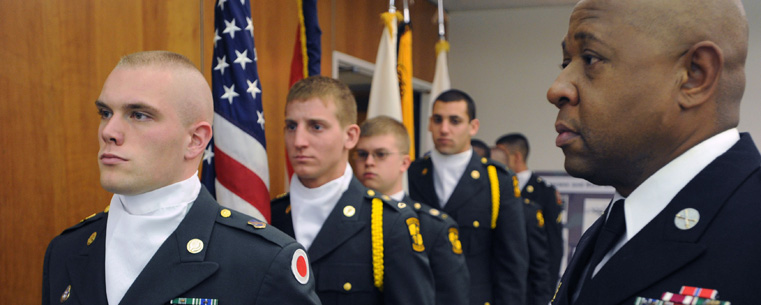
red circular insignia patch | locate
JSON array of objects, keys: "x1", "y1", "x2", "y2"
[{"x1": 291, "y1": 248, "x2": 310, "y2": 284}]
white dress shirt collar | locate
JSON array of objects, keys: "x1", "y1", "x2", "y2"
[
  {"x1": 430, "y1": 148, "x2": 473, "y2": 207},
  {"x1": 515, "y1": 170, "x2": 532, "y2": 191}
]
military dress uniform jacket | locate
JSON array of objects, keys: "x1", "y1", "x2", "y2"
[
  {"x1": 522, "y1": 198, "x2": 553, "y2": 305},
  {"x1": 552, "y1": 133, "x2": 761, "y2": 305},
  {"x1": 402, "y1": 195, "x2": 470, "y2": 305},
  {"x1": 271, "y1": 177, "x2": 435, "y2": 305},
  {"x1": 408, "y1": 153, "x2": 529, "y2": 305},
  {"x1": 42, "y1": 187, "x2": 321, "y2": 305},
  {"x1": 522, "y1": 173, "x2": 564, "y2": 287}
]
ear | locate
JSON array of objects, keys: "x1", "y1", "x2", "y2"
[
  {"x1": 400, "y1": 154, "x2": 411, "y2": 172},
  {"x1": 469, "y1": 118, "x2": 480, "y2": 136},
  {"x1": 344, "y1": 124, "x2": 360, "y2": 150},
  {"x1": 680, "y1": 41, "x2": 723, "y2": 109},
  {"x1": 185, "y1": 122, "x2": 212, "y2": 160}
]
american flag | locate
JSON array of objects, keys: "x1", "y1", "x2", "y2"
[{"x1": 201, "y1": 0, "x2": 270, "y2": 223}]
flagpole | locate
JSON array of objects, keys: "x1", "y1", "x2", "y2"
[
  {"x1": 389, "y1": 0, "x2": 396, "y2": 13},
  {"x1": 437, "y1": 0, "x2": 445, "y2": 39},
  {"x1": 403, "y1": 0, "x2": 409, "y2": 22}
]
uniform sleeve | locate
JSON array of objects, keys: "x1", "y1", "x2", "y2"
[
  {"x1": 524, "y1": 203, "x2": 554, "y2": 305},
  {"x1": 429, "y1": 222, "x2": 470, "y2": 305},
  {"x1": 383, "y1": 213, "x2": 436, "y2": 305},
  {"x1": 256, "y1": 242, "x2": 322, "y2": 305},
  {"x1": 42, "y1": 237, "x2": 55, "y2": 305},
  {"x1": 493, "y1": 174, "x2": 529, "y2": 305}
]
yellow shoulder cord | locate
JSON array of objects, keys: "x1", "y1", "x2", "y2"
[
  {"x1": 371, "y1": 197, "x2": 385, "y2": 290},
  {"x1": 488, "y1": 165, "x2": 500, "y2": 229}
]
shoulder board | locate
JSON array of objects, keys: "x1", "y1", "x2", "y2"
[
  {"x1": 215, "y1": 207, "x2": 291, "y2": 248},
  {"x1": 410, "y1": 201, "x2": 452, "y2": 223},
  {"x1": 480, "y1": 157, "x2": 511, "y2": 174},
  {"x1": 61, "y1": 210, "x2": 107, "y2": 234},
  {"x1": 362, "y1": 189, "x2": 410, "y2": 212},
  {"x1": 271, "y1": 192, "x2": 290, "y2": 203}
]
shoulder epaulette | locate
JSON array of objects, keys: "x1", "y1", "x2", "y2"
[
  {"x1": 61, "y1": 206, "x2": 109, "y2": 234},
  {"x1": 363, "y1": 189, "x2": 410, "y2": 212},
  {"x1": 215, "y1": 207, "x2": 290, "y2": 248},
  {"x1": 411, "y1": 201, "x2": 450, "y2": 223}
]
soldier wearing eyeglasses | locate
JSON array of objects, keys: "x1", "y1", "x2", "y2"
[
  {"x1": 408, "y1": 89, "x2": 529, "y2": 305},
  {"x1": 270, "y1": 76, "x2": 435, "y2": 305},
  {"x1": 352, "y1": 115, "x2": 470, "y2": 305}
]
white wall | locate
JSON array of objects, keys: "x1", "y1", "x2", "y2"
[{"x1": 448, "y1": 1, "x2": 761, "y2": 172}]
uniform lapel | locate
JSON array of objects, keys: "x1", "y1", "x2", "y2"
[
  {"x1": 579, "y1": 134, "x2": 760, "y2": 305},
  {"x1": 552, "y1": 215, "x2": 602, "y2": 305},
  {"x1": 307, "y1": 178, "x2": 368, "y2": 263},
  {"x1": 442, "y1": 153, "x2": 485, "y2": 214},
  {"x1": 271, "y1": 197, "x2": 295, "y2": 238},
  {"x1": 66, "y1": 218, "x2": 108, "y2": 304},
  {"x1": 118, "y1": 188, "x2": 220, "y2": 305},
  {"x1": 409, "y1": 157, "x2": 438, "y2": 207}
]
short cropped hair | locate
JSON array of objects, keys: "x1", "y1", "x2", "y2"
[
  {"x1": 434, "y1": 89, "x2": 476, "y2": 121},
  {"x1": 496, "y1": 133, "x2": 530, "y2": 160},
  {"x1": 287, "y1": 76, "x2": 357, "y2": 127},
  {"x1": 117, "y1": 50, "x2": 199, "y2": 71},
  {"x1": 359, "y1": 116, "x2": 410, "y2": 154},
  {"x1": 471, "y1": 139, "x2": 490, "y2": 158}
]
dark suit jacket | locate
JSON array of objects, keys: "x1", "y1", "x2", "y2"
[
  {"x1": 408, "y1": 152, "x2": 529, "y2": 305},
  {"x1": 271, "y1": 177, "x2": 435, "y2": 305},
  {"x1": 42, "y1": 187, "x2": 321, "y2": 305},
  {"x1": 523, "y1": 173, "x2": 564, "y2": 287},
  {"x1": 402, "y1": 195, "x2": 470, "y2": 305},
  {"x1": 523, "y1": 198, "x2": 553, "y2": 305},
  {"x1": 552, "y1": 133, "x2": 761, "y2": 305}
]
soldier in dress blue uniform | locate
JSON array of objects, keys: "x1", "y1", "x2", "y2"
[
  {"x1": 270, "y1": 76, "x2": 435, "y2": 305},
  {"x1": 547, "y1": 0, "x2": 761, "y2": 304},
  {"x1": 352, "y1": 115, "x2": 470, "y2": 305},
  {"x1": 42, "y1": 51, "x2": 321, "y2": 305},
  {"x1": 408, "y1": 89, "x2": 529, "y2": 305},
  {"x1": 496, "y1": 133, "x2": 565, "y2": 291}
]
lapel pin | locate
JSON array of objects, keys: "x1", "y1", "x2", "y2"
[
  {"x1": 187, "y1": 238, "x2": 204, "y2": 254},
  {"x1": 527, "y1": 185, "x2": 534, "y2": 193},
  {"x1": 481, "y1": 157, "x2": 488, "y2": 164},
  {"x1": 429, "y1": 208, "x2": 440, "y2": 216},
  {"x1": 675, "y1": 208, "x2": 700, "y2": 230},
  {"x1": 343, "y1": 205, "x2": 356, "y2": 217},
  {"x1": 398, "y1": 202, "x2": 407, "y2": 209},
  {"x1": 471, "y1": 170, "x2": 480, "y2": 179},
  {"x1": 60, "y1": 285, "x2": 71, "y2": 303},
  {"x1": 414, "y1": 203, "x2": 421, "y2": 210},
  {"x1": 248, "y1": 219, "x2": 266, "y2": 229},
  {"x1": 87, "y1": 232, "x2": 97, "y2": 246},
  {"x1": 422, "y1": 168, "x2": 428, "y2": 175},
  {"x1": 220, "y1": 209, "x2": 231, "y2": 218}
]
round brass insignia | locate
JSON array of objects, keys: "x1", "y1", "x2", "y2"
[
  {"x1": 414, "y1": 203, "x2": 422, "y2": 210},
  {"x1": 524, "y1": 198, "x2": 530, "y2": 204},
  {"x1": 527, "y1": 185, "x2": 534, "y2": 193},
  {"x1": 187, "y1": 238, "x2": 204, "y2": 254},
  {"x1": 481, "y1": 157, "x2": 488, "y2": 164},
  {"x1": 471, "y1": 170, "x2": 480, "y2": 179},
  {"x1": 429, "y1": 209, "x2": 440, "y2": 216},
  {"x1": 367, "y1": 189, "x2": 376, "y2": 196},
  {"x1": 343, "y1": 205, "x2": 356, "y2": 217},
  {"x1": 87, "y1": 232, "x2": 97, "y2": 246},
  {"x1": 220, "y1": 209, "x2": 232, "y2": 218},
  {"x1": 343, "y1": 282, "x2": 352, "y2": 291},
  {"x1": 398, "y1": 202, "x2": 407, "y2": 209},
  {"x1": 473, "y1": 220, "x2": 480, "y2": 228}
]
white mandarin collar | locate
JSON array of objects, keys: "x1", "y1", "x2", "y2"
[
  {"x1": 516, "y1": 170, "x2": 532, "y2": 191},
  {"x1": 117, "y1": 173, "x2": 201, "y2": 216}
]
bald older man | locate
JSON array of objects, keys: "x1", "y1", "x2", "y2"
[
  {"x1": 42, "y1": 51, "x2": 321, "y2": 305},
  {"x1": 547, "y1": 0, "x2": 758, "y2": 304}
]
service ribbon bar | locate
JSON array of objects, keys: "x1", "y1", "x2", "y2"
[{"x1": 169, "y1": 298, "x2": 219, "y2": 305}]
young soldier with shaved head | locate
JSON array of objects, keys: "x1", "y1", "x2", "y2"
[
  {"x1": 353, "y1": 115, "x2": 470, "y2": 305},
  {"x1": 547, "y1": 0, "x2": 758, "y2": 303},
  {"x1": 42, "y1": 51, "x2": 321, "y2": 304},
  {"x1": 271, "y1": 76, "x2": 434, "y2": 305}
]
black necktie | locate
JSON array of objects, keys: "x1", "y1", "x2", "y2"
[
  {"x1": 587, "y1": 199, "x2": 626, "y2": 278},
  {"x1": 575, "y1": 199, "x2": 626, "y2": 303}
]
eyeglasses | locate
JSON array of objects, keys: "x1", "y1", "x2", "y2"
[{"x1": 353, "y1": 149, "x2": 404, "y2": 161}]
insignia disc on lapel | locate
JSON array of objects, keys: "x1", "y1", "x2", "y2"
[
  {"x1": 187, "y1": 239, "x2": 204, "y2": 254},
  {"x1": 60, "y1": 285, "x2": 71, "y2": 303},
  {"x1": 343, "y1": 205, "x2": 356, "y2": 217},
  {"x1": 674, "y1": 208, "x2": 700, "y2": 230},
  {"x1": 291, "y1": 249, "x2": 310, "y2": 284},
  {"x1": 471, "y1": 170, "x2": 480, "y2": 179}
]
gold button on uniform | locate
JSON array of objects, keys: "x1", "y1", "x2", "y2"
[
  {"x1": 481, "y1": 157, "x2": 488, "y2": 164},
  {"x1": 187, "y1": 238, "x2": 204, "y2": 254},
  {"x1": 524, "y1": 198, "x2": 530, "y2": 204},
  {"x1": 382, "y1": 195, "x2": 390, "y2": 201},
  {"x1": 471, "y1": 170, "x2": 480, "y2": 179},
  {"x1": 485, "y1": 302, "x2": 491, "y2": 305},
  {"x1": 527, "y1": 185, "x2": 534, "y2": 193},
  {"x1": 87, "y1": 232, "x2": 97, "y2": 246},
  {"x1": 343, "y1": 205, "x2": 356, "y2": 217},
  {"x1": 430, "y1": 209, "x2": 440, "y2": 216},
  {"x1": 473, "y1": 220, "x2": 480, "y2": 228},
  {"x1": 343, "y1": 282, "x2": 352, "y2": 291},
  {"x1": 367, "y1": 190, "x2": 376, "y2": 196},
  {"x1": 220, "y1": 209, "x2": 231, "y2": 218},
  {"x1": 414, "y1": 203, "x2": 422, "y2": 210},
  {"x1": 422, "y1": 168, "x2": 428, "y2": 175},
  {"x1": 398, "y1": 202, "x2": 407, "y2": 209}
]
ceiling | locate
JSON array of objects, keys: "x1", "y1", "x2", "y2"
[{"x1": 427, "y1": 0, "x2": 578, "y2": 11}]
